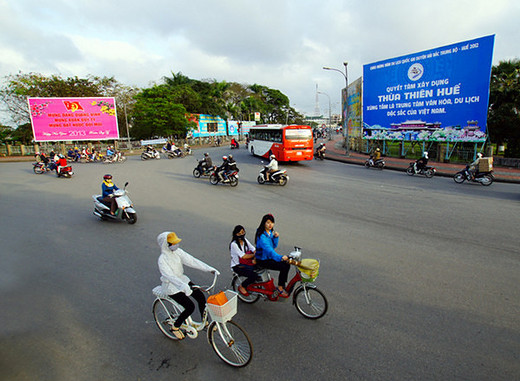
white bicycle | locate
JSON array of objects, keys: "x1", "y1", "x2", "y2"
[{"x1": 152, "y1": 273, "x2": 253, "y2": 367}]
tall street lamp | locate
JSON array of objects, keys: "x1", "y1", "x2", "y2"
[
  {"x1": 317, "y1": 91, "x2": 331, "y2": 140},
  {"x1": 323, "y1": 62, "x2": 349, "y2": 155}
]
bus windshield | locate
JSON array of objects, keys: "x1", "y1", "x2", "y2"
[{"x1": 285, "y1": 129, "x2": 313, "y2": 140}]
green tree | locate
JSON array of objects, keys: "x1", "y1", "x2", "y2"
[
  {"x1": 488, "y1": 59, "x2": 520, "y2": 156},
  {"x1": 131, "y1": 85, "x2": 194, "y2": 140}
]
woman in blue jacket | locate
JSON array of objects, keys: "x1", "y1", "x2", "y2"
[{"x1": 254, "y1": 214, "x2": 290, "y2": 297}]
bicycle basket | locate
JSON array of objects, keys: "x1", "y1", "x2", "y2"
[
  {"x1": 298, "y1": 259, "x2": 320, "y2": 282},
  {"x1": 206, "y1": 290, "x2": 238, "y2": 323}
]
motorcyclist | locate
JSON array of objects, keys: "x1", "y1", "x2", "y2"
[
  {"x1": 217, "y1": 156, "x2": 229, "y2": 182},
  {"x1": 184, "y1": 142, "x2": 191, "y2": 154},
  {"x1": 468, "y1": 152, "x2": 483, "y2": 180},
  {"x1": 315, "y1": 143, "x2": 326, "y2": 159},
  {"x1": 200, "y1": 152, "x2": 212, "y2": 172},
  {"x1": 106, "y1": 146, "x2": 115, "y2": 158},
  {"x1": 265, "y1": 154, "x2": 278, "y2": 182},
  {"x1": 414, "y1": 152, "x2": 429, "y2": 173},
  {"x1": 231, "y1": 138, "x2": 239, "y2": 148},
  {"x1": 101, "y1": 174, "x2": 119, "y2": 215},
  {"x1": 369, "y1": 148, "x2": 381, "y2": 166},
  {"x1": 225, "y1": 154, "x2": 238, "y2": 180},
  {"x1": 55, "y1": 154, "x2": 68, "y2": 176}
]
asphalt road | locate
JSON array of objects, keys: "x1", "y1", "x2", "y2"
[{"x1": 1, "y1": 147, "x2": 519, "y2": 380}]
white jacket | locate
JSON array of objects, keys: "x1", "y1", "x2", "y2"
[{"x1": 157, "y1": 232, "x2": 217, "y2": 296}]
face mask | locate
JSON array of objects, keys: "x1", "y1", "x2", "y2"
[
  {"x1": 236, "y1": 234, "x2": 245, "y2": 240},
  {"x1": 169, "y1": 243, "x2": 180, "y2": 251}
]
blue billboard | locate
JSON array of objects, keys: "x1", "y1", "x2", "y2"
[{"x1": 363, "y1": 35, "x2": 494, "y2": 142}]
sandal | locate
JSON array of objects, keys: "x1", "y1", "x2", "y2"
[
  {"x1": 278, "y1": 287, "x2": 289, "y2": 298},
  {"x1": 238, "y1": 285, "x2": 250, "y2": 296},
  {"x1": 170, "y1": 327, "x2": 185, "y2": 340}
]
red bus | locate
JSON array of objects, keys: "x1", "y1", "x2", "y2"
[{"x1": 248, "y1": 124, "x2": 314, "y2": 161}]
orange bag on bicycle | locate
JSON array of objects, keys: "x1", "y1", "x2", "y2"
[{"x1": 207, "y1": 291, "x2": 228, "y2": 306}]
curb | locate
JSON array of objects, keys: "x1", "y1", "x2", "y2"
[{"x1": 324, "y1": 154, "x2": 520, "y2": 184}]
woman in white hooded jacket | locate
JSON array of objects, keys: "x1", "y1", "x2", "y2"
[{"x1": 157, "y1": 231, "x2": 219, "y2": 340}]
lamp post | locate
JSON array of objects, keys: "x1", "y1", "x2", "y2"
[
  {"x1": 323, "y1": 62, "x2": 349, "y2": 155},
  {"x1": 317, "y1": 91, "x2": 331, "y2": 140}
]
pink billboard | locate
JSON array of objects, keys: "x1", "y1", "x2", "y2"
[{"x1": 28, "y1": 97, "x2": 119, "y2": 142}]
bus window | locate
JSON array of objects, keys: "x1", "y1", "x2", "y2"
[{"x1": 285, "y1": 129, "x2": 312, "y2": 140}]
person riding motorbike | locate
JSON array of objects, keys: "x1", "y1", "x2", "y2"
[
  {"x1": 369, "y1": 148, "x2": 381, "y2": 166},
  {"x1": 157, "y1": 231, "x2": 219, "y2": 340},
  {"x1": 315, "y1": 143, "x2": 326, "y2": 159},
  {"x1": 101, "y1": 174, "x2": 119, "y2": 215},
  {"x1": 265, "y1": 154, "x2": 278, "y2": 182},
  {"x1": 200, "y1": 152, "x2": 212, "y2": 172},
  {"x1": 217, "y1": 156, "x2": 229, "y2": 182},
  {"x1": 468, "y1": 152, "x2": 483, "y2": 180},
  {"x1": 231, "y1": 138, "x2": 239, "y2": 148},
  {"x1": 414, "y1": 152, "x2": 429, "y2": 173},
  {"x1": 55, "y1": 154, "x2": 68, "y2": 176}
]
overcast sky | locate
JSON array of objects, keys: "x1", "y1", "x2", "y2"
[{"x1": 1, "y1": 0, "x2": 519, "y2": 123}]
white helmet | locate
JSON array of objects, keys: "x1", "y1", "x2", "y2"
[
  {"x1": 477, "y1": 152, "x2": 483, "y2": 158},
  {"x1": 423, "y1": 152, "x2": 429, "y2": 159},
  {"x1": 270, "y1": 154, "x2": 276, "y2": 160}
]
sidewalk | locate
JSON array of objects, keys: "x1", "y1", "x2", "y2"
[{"x1": 323, "y1": 136, "x2": 520, "y2": 184}]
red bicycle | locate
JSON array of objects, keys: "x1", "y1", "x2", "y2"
[{"x1": 231, "y1": 247, "x2": 328, "y2": 319}]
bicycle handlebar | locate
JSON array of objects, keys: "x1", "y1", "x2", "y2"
[{"x1": 192, "y1": 271, "x2": 219, "y2": 293}]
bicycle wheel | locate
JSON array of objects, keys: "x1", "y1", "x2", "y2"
[
  {"x1": 152, "y1": 298, "x2": 183, "y2": 340},
  {"x1": 208, "y1": 320, "x2": 253, "y2": 367},
  {"x1": 293, "y1": 286, "x2": 328, "y2": 319},
  {"x1": 231, "y1": 276, "x2": 259, "y2": 304}
]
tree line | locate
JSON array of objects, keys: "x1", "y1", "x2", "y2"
[
  {"x1": 0, "y1": 71, "x2": 304, "y2": 143},
  {"x1": 1, "y1": 60, "x2": 519, "y2": 156}
]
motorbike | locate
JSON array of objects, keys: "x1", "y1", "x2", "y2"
[
  {"x1": 453, "y1": 166, "x2": 494, "y2": 186},
  {"x1": 314, "y1": 149, "x2": 326, "y2": 160},
  {"x1": 192, "y1": 160, "x2": 213, "y2": 178},
  {"x1": 257, "y1": 166, "x2": 289, "y2": 186},
  {"x1": 34, "y1": 162, "x2": 74, "y2": 178},
  {"x1": 209, "y1": 167, "x2": 239, "y2": 187},
  {"x1": 230, "y1": 141, "x2": 239, "y2": 149},
  {"x1": 184, "y1": 146, "x2": 192, "y2": 155},
  {"x1": 231, "y1": 247, "x2": 328, "y2": 319},
  {"x1": 33, "y1": 161, "x2": 52, "y2": 174},
  {"x1": 406, "y1": 162, "x2": 436, "y2": 178},
  {"x1": 141, "y1": 149, "x2": 161, "y2": 160},
  {"x1": 364, "y1": 157, "x2": 385, "y2": 169},
  {"x1": 92, "y1": 182, "x2": 137, "y2": 224}
]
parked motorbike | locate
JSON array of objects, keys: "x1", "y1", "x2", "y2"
[
  {"x1": 141, "y1": 149, "x2": 161, "y2": 160},
  {"x1": 193, "y1": 160, "x2": 213, "y2": 178},
  {"x1": 92, "y1": 182, "x2": 137, "y2": 224},
  {"x1": 453, "y1": 166, "x2": 494, "y2": 186},
  {"x1": 257, "y1": 166, "x2": 288, "y2": 186},
  {"x1": 406, "y1": 162, "x2": 436, "y2": 178},
  {"x1": 231, "y1": 247, "x2": 328, "y2": 319},
  {"x1": 364, "y1": 157, "x2": 385, "y2": 169},
  {"x1": 209, "y1": 168, "x2": 239, "y2": 187}
]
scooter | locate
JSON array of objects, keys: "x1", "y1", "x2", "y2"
[
  {"x1": 56, "y1": 165, "x2": 74, "y2": 178},
  {"x1": 104, "y1": 151, "x2": 126, "y2": 163},
  {"x1": 406, "y1": 162, "x2": 436, "y2": 178},
  {"x1": 257, "y1": 166, "x2": 289, "y2": 186},
  {"x1": 92, "y1": 182, "x2": 137, "y2": 224},
  {"x1": 141, "y1": 149, "x2": 161, "y2": 160},
  {"x1": 33, "y1": 161, "x2": 53, "y2": 174},
  {"x1": 209, "y1": 168, "x2": 239, "y2": 187},
  {"x1": 453, "y1": 166, "x2": 494, "y2": 186},
  {"x1": 314, "y1": 148, "x2": 326, "y2": 160},
  {"x1": 364, "y1": 157, "x2": 385, "y2": 169},
  {"x1": 231, "y1": 247, "x2": 328, "y2": 319},
  {"x1": 193, "y1": 160, "x2": 213, "y2": 178}
]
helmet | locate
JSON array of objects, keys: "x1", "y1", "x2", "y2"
[
  {"x1": 228, "y1": 154, "x2": 233, "y2": 160},
  {"x1": 423, "y1": 152, "x2": 429, "y2": 159},
  {"x1": 103, "y1": 174, "x2": 112, "y2": 180},
  {"x1": 222, "y1": 156, "x2": 228, "y2": 161},
  {"x1": 477, "y1": 152, "x2": 483, "y2": 158},
  {"x1": 204, "y1": 152, "x2": 209, "y2": 157},
  {"x1": 270, "y1": 154, "x2": 276, "y2": 159},
  {"x1": 376, "y1": 148, "x2": 380, "y2": 152}
]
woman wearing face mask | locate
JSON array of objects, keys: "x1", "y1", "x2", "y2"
[
  {"x1": 229, "y1": 225, "x2": 257, "y2": 296},
  {"x1": 254, "y1": 214, "x2": 290, "y2": 297},
  {"x1": 157, "y1": 231, "x2": 220, "y2": 340}
]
